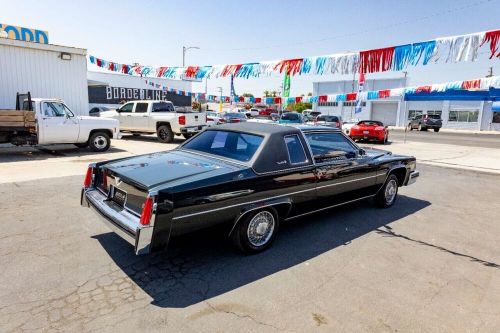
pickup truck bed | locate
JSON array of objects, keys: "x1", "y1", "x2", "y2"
[{"x1": 0, "y1": 110, "x2": 36, "y2": 129}]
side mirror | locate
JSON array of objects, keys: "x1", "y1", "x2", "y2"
[
  {"x1": 116, "y1": 108, "x2": 122, "y2": 113},
  {"x1": 359, "y1": 148, "x2": 366, "y2": 156}
]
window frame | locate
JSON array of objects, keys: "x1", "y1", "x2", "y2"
[
  {"x1": 284, "y1": 134, "x2": 309, "y2": 165},
  {"x1": 303, "y1": 131, "x2": 360, "y2": 164},
  {"x1": 448, "y1": 109, "x2": 479, "y2": 123},
  {"x1": 134, "y1": 102, "x2": 149, "y2": 113},
  {"x1": 119, "y1": 102, "x2": 134, "y2": 113}
]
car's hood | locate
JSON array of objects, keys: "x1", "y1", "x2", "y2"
[
  {"x1": 77, "y1": 116, "x2": 119, "y2": 126},
  {"x1": 104, "y1": 150, "x2": 243, "y2": 189}
]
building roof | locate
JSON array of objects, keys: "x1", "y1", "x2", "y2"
[{"x1": 0, "y1": 37, "x2": 86, "y2": 55}]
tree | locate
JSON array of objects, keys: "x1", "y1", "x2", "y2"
[
  {"x1": 242, "y1": 93, "x2": 254, "y2": 97},
  {"x1": 307, "y1": 92, "x2": 312, "y2": 96},
  {"x1": 263, "y1": 90, "x2": 271, "y2": 97},
  {"x1": 287, "y1": 102, "x2": 312, "y2": 113},
  {"x1": 271, "y1": 90, "x2": 277, "y2": 97}
]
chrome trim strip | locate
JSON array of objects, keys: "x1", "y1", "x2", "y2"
[
  {"x1": 172, "y1": 174, "x2": 378, "y2": 221},
  {"x1": 406, "y1": 170, "x2": 419, "y2": 185},
  {"x1": 284, "y1": 195, "x2": 375, "y2": 221}
]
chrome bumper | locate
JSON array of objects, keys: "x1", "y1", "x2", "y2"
[
  {"x1": 406, "y1": 170, "x2": 419, "y2": 185},
  {"x1": 81, "y1": 188, "x2": 152, "y2": 255}
]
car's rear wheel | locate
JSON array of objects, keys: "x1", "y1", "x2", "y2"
[
  {"x1": 375, "y1": 174, "x2": 399, "y2": 208},
  {"x1": 434, "y1": 128, "x2": 440, "y2": 132},
  {"x1": 89, "y1": 132, "x2": 111, "y2": 152},
  {"x1": 408, "y1": 123, "x2": 413, "y2": 131},
  {"x1": 418, "y1": 124, "x2": 423, "y2": 131},
  {"x1": 157, "y1": 125, "x2": 174, "y2": 143},
  {"x1": 231, "y1": 208, "x2": 279, "y2": 254}
]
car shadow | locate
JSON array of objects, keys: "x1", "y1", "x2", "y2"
[
  {"x1": 120, "y1": 134, "x2": 186, "y2": 144},
  {"x1": 93, "y1": 195, "x2": 430, "y2": 308},
  {"x1": 0, "y1": 144, "x2": 127, "y2": 162}
]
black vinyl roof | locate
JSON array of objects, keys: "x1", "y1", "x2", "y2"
[{"x1": 211, "y1": 122, "x2": 341, "y2": 136}]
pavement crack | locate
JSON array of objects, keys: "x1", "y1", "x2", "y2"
[{"x1": 376, "y1": 228, "x2": 500, "y2": 269}]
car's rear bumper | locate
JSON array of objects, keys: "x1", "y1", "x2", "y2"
[
  {"x1": 422, "y1": 124, "x2": 442, "y2": 128},
  {"x1": 81, "y1": 188, "x2": 153, "y2": 255},
  {"x1": 350, "y1": 134, "x2": 385, "y2": 141},
  {"x1": 405, "y1": 170, "x2": 419, "y2": 185}
]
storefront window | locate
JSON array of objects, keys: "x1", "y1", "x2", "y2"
[
  {"x1": 408, "y1": 110, "x2": 423, "y2": 120},
  {"x1": 427, "y1": 110, "x2": 442, "y2": 116},
  {"x1": 492, "y1": 112, "x2": 500, "y2": 123},
  {"x1": 448, "y1": 110, "x2": 479, "y2": 122}
]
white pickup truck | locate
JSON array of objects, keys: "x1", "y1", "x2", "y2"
[
  {"x1": 0, "y1": 94, "x2": 120, "y2": 152},
  {"x1": 99, "y1": 100, "x2": 207, "y2": 143}
]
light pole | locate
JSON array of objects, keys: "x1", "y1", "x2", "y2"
[{"x1": 182, "y1": 46, "x2": 200, "y2": 67}]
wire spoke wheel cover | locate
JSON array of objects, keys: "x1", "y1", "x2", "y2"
[
  {"x1": 247, "y1": 211, "x2": 275, "y2": 247},
  {"x1": 385, "y1": 179, "x2": 398, "y2": 205}
]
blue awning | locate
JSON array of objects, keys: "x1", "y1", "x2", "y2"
[{"x1": 492, "y1": 101, "x2": 500, "y2": 112}]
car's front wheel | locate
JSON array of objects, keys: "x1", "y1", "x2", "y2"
[
  {"x1": 89, "y1": 132, "x2": 111, "y2": 152},
  {"x1": 375, "y1": 174, "x2": 399, "y2": 208},
  {"x1": 434, "y1": 128, "x2": 440, "y2": 132},
  {"x1": 231, "y1": 208, "x2": 279, "y2": 254}
]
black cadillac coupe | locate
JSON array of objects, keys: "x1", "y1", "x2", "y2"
[{"x1": 81, "y1": 123, "x2": 419, "y2": 255}]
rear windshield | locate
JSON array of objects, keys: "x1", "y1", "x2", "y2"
[
  {"x1": 358, "y1": 121, "x2": 383, "y2": 126},
  {"x1": 152, "y1": 102, "x2": 174, "y2": 112},
  {"x1": 317, "y1": 115, "x2": 339, "y2": 122},
  {"x1": 182, "y1": 130, "x2": 263, "y2": 162},
  {"x1": 426, "y1": 114, "x2": 441, "y2": 119},
  {"x1": 281, "y1": 113, "x2": 300, "y2": 120},
  {"x1": 225, "y1": 112, "x2": 246, "y2": 118}
]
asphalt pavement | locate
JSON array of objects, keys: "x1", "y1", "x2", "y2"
[
  {"x1": 389, "y1": 128, "x2": 500, "y2": 148},
  {"x1": 0, "y1": 164, "x2": 499, "y2": 332}
]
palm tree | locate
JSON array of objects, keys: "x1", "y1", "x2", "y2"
[
  {"x1": 263, "y1": 90, "x2": 270, "y2": 97},
  {"x1": 271, "y1": 90, "x2": 277, "y2": 97}
]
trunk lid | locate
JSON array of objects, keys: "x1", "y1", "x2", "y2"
[{"x1": 100, "y1": 150, "x2": 242, "y2": 215}]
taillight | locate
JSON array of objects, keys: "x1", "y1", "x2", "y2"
[
  {"x1": 83, "y1": 166, "x2": 93, "y2": 188},
  {"x1": 139, "y1": 196, "x2": 155, "y2": 226},
  {"x1": 336, "y1": 122, "x2": 340, "y2": 128},
  {"x1": 179, "y1": 115, "x2": 186, "y2": 125},
  {"x1": 102, "y1": 169, "x2": 108, "y2": 189},
  {"x1": 207, "y1": 117, "x2": 214, "y2": 121},
  {"x1": 375, "y1": 126, "x2": 385, "y2": 131}
]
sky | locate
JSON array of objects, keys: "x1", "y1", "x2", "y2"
[{"x1": 1, "y1": 0, "x2": 499, "y2": 97}]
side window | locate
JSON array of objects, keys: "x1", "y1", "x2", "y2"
[
  {"x1": 152, "y1": 102, "x2": 174, "y2": 112},
  {"x1": 284, "y1": 135, "x2": 308, "y2": 164},
  {"x1": 305, "y1": 133, "x2": 357, "y2": 161},
  {"x1": 120, "y1": 103, "x2": 134, "y2": 113},
  {"x1": 43, "y1": 102, "x2": 65, "y2": 117},
  {"x1": 135, "y1": 103, "x2": 148, "y2": 113}
]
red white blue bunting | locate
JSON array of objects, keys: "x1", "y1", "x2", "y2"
[{"x1": 89, "y1": 29, "x2": 500, "y2": 79}]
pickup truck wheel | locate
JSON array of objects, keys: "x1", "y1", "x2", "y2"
[
  {"x1": 375, "y1": 174, "x2": 399, "y2": 208},
  {"x1": 157, "y1": 125, "x2": 174, "y2": 143},
  {"x1": 89, "y1": 132, "x2": 110, "y2": 152},
  {"x1": 231, "y1": 208, "x2": 279, "y2": 254},
  {"x1": 74, "y1": 142, "x2": 88, "y2": 148},
  {"x1": 434, "y1": 128, "x2": 440, "y2": 133}
]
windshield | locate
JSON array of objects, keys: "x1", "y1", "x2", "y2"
[
  {"x1": 281, "y1": 113, "x2": 300, "y2": 121},
  {"x1": 317, "y1": 116, "x2": 339, "y2": 122},
  {"x1": 358, "y1": 121, "x2": 383, "y2": 126},
  {"x1": 182, "y1": 130, "x2": 263, "y2": 162},
  {"x1": 426, "y1": 114, "x2": 441, "y2": 119},
  {"x1": 225, "y1": 113, "x2": 245, "y2": 119}
]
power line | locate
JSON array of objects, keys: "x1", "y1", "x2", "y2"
[{"x1": 219, "y1": 0, "x2": 496, "y2": 52}]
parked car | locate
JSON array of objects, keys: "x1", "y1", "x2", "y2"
[
  {"x1": 81, "y1": 123, "x2": 419, "y2": 255},
  {"x1": 315, "y1": 115, "x2": 343, "y2": 129},
  {"x1": 303, "y1": 110, "x2": 321, "y2": 122},
  {"x1": 342, "y1": 119, "x2": 360, "y2": 135},
  {"x1": 270, "y1": 113, "x2": 280, "y2": 122},
  {"x1": 0, "y1": 92, "x2": 120, "y2": 152},
  {"x1": 100, "y1": 100, "x2": 206, "y2": 142},
  {"x1": 247, "y1": 115, "x2": 276, "y2": 124},
  {"x1": 89, "y1": 106, "x2": 112, "y2": 117},
  {"x1": 206, "y1": 111, "x2": 223, "y2": 126},
  {"x1": 349, "y1": 120, "x2": 389, "y2": 144},
  {"x1": 249, "y1": 108, "x2": 260, "y2": 117},
  {"x1": 408, "y1": 114, "x2": 442, "y2": 132},
  {"x1": 221, "y1": 112, "x2": 247, "y2": 123},
  {"x1": 279, "y1": 112, "x2": 304, "y2": 124},
  {"x1": 259, "y1": 108, "x2": 277, "y2": 116}
]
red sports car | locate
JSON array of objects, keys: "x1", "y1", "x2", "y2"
[{"x1": 349, "y1": 120, "x2": 389, "y2": 144}]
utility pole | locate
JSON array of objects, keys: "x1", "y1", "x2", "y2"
[{"x1": 217, "y1": 87, "x2": 223, "y2": 112}]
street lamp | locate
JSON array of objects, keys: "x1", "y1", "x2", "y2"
[{"x1": 182, "y1": 46, "x2": 200, "y2": 67}]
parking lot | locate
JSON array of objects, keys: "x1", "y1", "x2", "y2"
[{"x1": 1, "y1": 134, "x2": 499, "y2": 332}]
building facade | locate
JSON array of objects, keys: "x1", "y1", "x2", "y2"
[
  {"x1": 0, "y1": 37, "x2": 89, "y2": 115},
  {"x1": 313, "y1": 77, "x2": 500, "y2": 131}
]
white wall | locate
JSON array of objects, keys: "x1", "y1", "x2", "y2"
[
  {"x1": 0, "y1": 38, "x2": 88, "y2": 115},
  {"x1": 87, "y1": 71, "x2": 192, "y2": 91}
]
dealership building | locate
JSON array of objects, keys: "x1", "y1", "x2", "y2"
[
  {"x1": 313, "y1": 77, "x2": 500, "y2": 131},
  {"x1": 0, "y1": 30, "x2": 192, "y2": 116}
]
